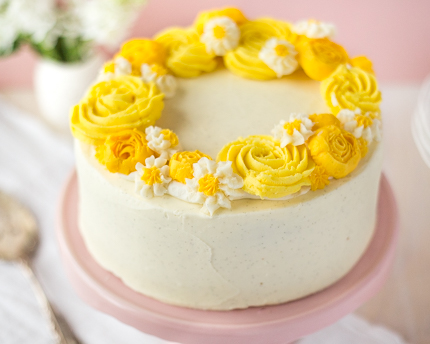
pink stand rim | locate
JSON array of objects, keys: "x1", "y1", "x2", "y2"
[{"x1": 57, "y1": 173, "x2": 399, "y2": 344}]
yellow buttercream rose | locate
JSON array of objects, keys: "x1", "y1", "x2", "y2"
[
  {"x1": 308, "y1": 113, "x2": 340, "y2": 131},
  {"x1": 224, "y1": 19, "x2": 298, "y2": 80},
  {"x1": 194, "y1": 7, "x2": 248, "y2": 34},
  {"x1": 155, "y1": 28, "x2": 218, "y2": 78},
  {"x1": 217, "y1": 135, "x2": 314, "y2": 198},
  {"x1": 297, "y1": 38, "x2": 349, "y2": 81},
  {"x1": 308, "y1": 125, "x2": 361, "y2": 179},
  {"x1": 117, "y1": 39, "x2": 167, "y2": 76},
  {"x1": 70, "y1": 75, "x2": 164, "y2": 145},
  {"x1": 95, "y1": 129, "x2": 155, "y2": 175},
  {"x1": 321, "y1": 64, "x2": 382, "y2": 115},
  {"x1": 169, "y1": 150, "x2": 212, "y2": 183}
]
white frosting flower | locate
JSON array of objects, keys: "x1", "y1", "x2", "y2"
[
  {"x1": 96, "y1": 56, "x2": 132, "y2": 82},
  {"x1": 145, "y1": 126, "x2": 180, "y2": 159},
  {"x1": 259, "y1": 38, "x2": 299, "y2": 78},
  {"x1": 337, "y1": 109, "x2": 382, "y2": 143},
  {"x1": 141, "y1": 63, "x2": 177, "y2": 98},
  {"x1": 175, "y1": 157, "x2": 243, "y2": 216},
  {"x1": 200, "y1": 16, "x2": 240, "y2": 56},
  {"x1": 293, "y1": 19, "x2": 336, "y2": 39},
  {"x1": 272, "y1": 113, "x2": 314, "y2": 147},
  {"x1": 134, "y1": 156, "x2": 171, "y2": 198}
]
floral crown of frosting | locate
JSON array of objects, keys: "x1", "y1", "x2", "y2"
[{"x1": 70, "y1": 7, "x2": 382, "y2": 216}]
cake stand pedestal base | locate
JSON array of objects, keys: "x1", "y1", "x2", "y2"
[{"x1": 57, "y1": 173, "x2": 398, "y2": 344}]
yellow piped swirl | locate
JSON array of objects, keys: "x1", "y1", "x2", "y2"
[
  {"x1": 224, "y1": 19, "x2": 298, "y2": 80},
  {"x1": 155, "y1": 28, "x2": 218, "y2": 78},
  {"x1": 70, "y1": 76, "x2": 164, "y2": 145},
  {"x1": 321, "y1": 64, "x2": 381, "y2": 115},
  {"x1": 217, "y1": 135, "x2": 315, "y2": 198}
]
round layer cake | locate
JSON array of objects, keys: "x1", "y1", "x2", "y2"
[{"x1": 71, "y1": 8, "x2": 383, "y2": 310}]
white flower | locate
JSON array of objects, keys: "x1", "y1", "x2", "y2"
[
  {"x1": 200, "y1": 16, "x2": 240, "y2": 56},
  {"x1": 96, "y1": 56, "x2": 132, "y2": 82},
  {"x1": 184, "y1": 158, "x2": 243, "y2": 216},
  {"x1": 145, "y1": 126, "x2": 180, "y2": 159},
  {"x1": 134, "y1": 156, "x2": 171, "y2": 198},
  {"x1": 76, "y1": 0, "x2": 146, "y2": 49},
  {"x1": 259, "y1": 38, "x2": 298, "y2": 78},
  {"x1": 141, "y1": 63, "x2": 177, "y2": 98},
  {"x1": 337, "y1": 109, "x2": 382, "y2": 143},
  {"x1": 293, "y1": 19, "x2": 336, "y2": 39},
  {"x1": 272, "y1": 113, "x2": 314, "y2": 147}
]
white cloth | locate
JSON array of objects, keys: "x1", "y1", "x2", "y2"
[{"x1": 0, "y1": 99, "x2": 406, "y2": 344}]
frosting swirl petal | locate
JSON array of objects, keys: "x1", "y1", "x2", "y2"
[
  {"x1": 155, "y1": 28, "x2": 218, "y2": 78},
  {"x1": 70, "y1": 75, "x2": 164, "y2": 145},
  {"x1": 217, "y1": 135, "x2": 314, "y2": 198},
  {"x1": 321, "y1": 64, "x2": 382, "y2": 115},
  {"x1": 224, "y1": 19, "x2": 298, "y2": 80}
]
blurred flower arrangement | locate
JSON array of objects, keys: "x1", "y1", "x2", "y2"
[{"x1": 0, "y1": 0, "x2": 147, "y2": 62}]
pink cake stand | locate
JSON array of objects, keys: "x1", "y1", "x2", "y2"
[{"x1": 57, "y1": 172, "x2": 398, "y2": 344}]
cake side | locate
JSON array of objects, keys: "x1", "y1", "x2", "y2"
[{"x1": 76, "y1": 139, "x2": 382, "y2": 310}]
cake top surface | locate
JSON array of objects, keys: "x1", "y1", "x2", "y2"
[{"x1": 69, "y1": 7, "x2": 382, "y2": 216}]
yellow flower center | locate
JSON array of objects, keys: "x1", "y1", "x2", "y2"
[
  {"x1": 150, "y1": 64, "x2": 168, "y2": 76},
  {"x1": 141, "y1": 166, "x2": 162, "y2": 185},
  {"x1": 275, "y1": 44, "x2": 289, "y2": 57},
  {"x1": 213, "y1": 25, "x2": 226, "y2": 39},
  {"x1": 161, "y1": 129, "x2": 179, "y2": 147},
  {"x1": 198, "y1": 174, "x2": 220, "y2": 196},
  {"x1": 355, "y1": 115, "x2": 373, "y2": 128},
  {"x1": 283, "y1": 119, "x2": 302, "y2": 135}
]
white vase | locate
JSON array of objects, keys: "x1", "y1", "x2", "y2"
[{"x1": 34, "y1": 54, "x2": 105, "y2": 132}]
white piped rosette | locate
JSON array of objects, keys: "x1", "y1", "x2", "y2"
[
  {"x1": 272, "y1": 113, "x2": 314, "y2": 147},
  {"x1": 145, "y1": 126, "x2": 181, "y2": 159},
  {"x1": 141, "y1": 64, "x2": 177, "y2": 98},
  {"x1": 168, "y1": 157, "x2": 243, "y2": 216},
  {"x1": 259, "y1": 38, "x2": 299, "y2": 78},
  {"x1": 200, "y1": 16, "x2": 241, "y2": 56},
  {"x1": 293, "y1": 19, "x2": 336, "y2": 39},
  {"x1": 337, "y1": 109, "x2": 382, "y2": 143},
  {"x1": 134, "y1": 156, "x2": 171, "y2": 198}
]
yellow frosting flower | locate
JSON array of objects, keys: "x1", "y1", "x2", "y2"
[
  {"x1": 309, "y1": 165, "x2": 330, "y2": 191},
  {"x1": 297, "y1": 38, "x2": 349, "y2": 81},
  {"x1": 194, "y1": 7, "x2": 248, "y2": 34},
  {"x1": 217, "y1": 135, "x2": 315, "y2": 198},
  {"x1": 224, "y1": 19, "x2": 298, "y2": 80},
  {"x1": 198, "y1": 173, "x2": 220, "y2": 196},
  {"x1": 155, "y1": 28, "x2": 218, "y2": 78},
  {"x1": 308, "y1": 113, "x2": 340, "y2": 131},
  {"x1": 351, "y1": 56, "x2": 374, "y2": 74},
  {"x1": 70, "y1": 75, "x2": 164, "y2": 145},
  {"x1": 95, "y1": 129, "x2": 155, "y2": 175},
  {"x1": 321, "y1": 64, "x2": 382, "y2": 115},
  {"x1": 169, "y1": 150, "x2": 212, "y2": 183},
  {"x1": 117, "y1": 39, "x2": 167, "y2": 76},
  {"x1": 308, "y1": 125, "x2": 361, "y2": 179}
]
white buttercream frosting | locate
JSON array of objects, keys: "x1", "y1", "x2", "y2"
[
  {"x1": 259, "y1": 38, "x2": 299, "y2": 78},
  {"x1": 200, "y1": 16, "x2": 240, "y2": 56},
  {"x1": 183, "y1": 158, "x2": 243, "y2": 216},
  {"x1": 293, "y1": 19, "x2": 336, "y2": 39},
  {"x1": 134, "y1": 156, "x2": 171, "y2": 198},
  {"x1": 145, "y1": 126, "x2": 179, "y2": 159},
  {"x1": 272, "y1": 113, "x2": 314, "y2": 147},
  {"x1": 337, "y1": 109, "x2": 382, "y2": 143},
  {"x1": 140, "y1": 64, "x2": 177, "y2": 98}
]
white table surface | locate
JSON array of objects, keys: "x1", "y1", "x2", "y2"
[{"x1": 1, "y1": 84, "x2": 429, "y2": 344}]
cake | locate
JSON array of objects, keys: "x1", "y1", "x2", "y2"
[{"x1": 70, "y1": 7, "x2": 383, "y2": 310}]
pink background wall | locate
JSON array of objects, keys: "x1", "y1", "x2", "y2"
[{"x1": 1, "y1": 0, "x2": 430, "y2": 87}]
